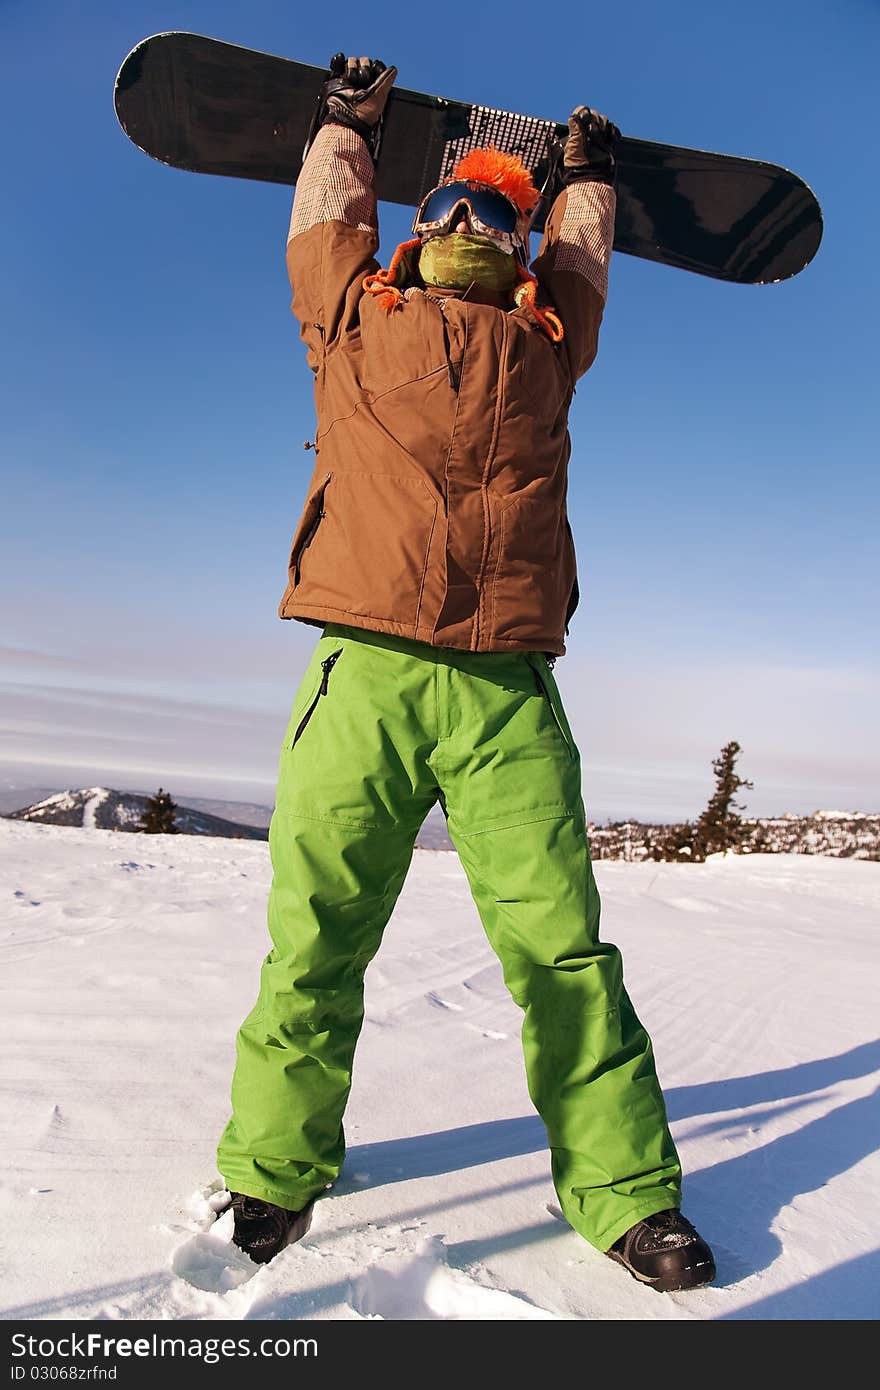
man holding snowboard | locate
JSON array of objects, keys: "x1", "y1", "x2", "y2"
[{"x1": 217, "y1": 54, "x2": 716, "y2": 1293}]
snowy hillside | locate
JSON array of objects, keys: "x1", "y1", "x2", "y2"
[
  {"x1": 1, "y1": 821, "x2": 878, "y2": 1321},
  {"x1": 6, "y1": 787, "x2": 267, "y2": 841},
  {"x1": 7, "y1": 788, "x2": 878, "y2": 859}
]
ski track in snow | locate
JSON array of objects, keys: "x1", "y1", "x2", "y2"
[
  {"x1": 1, "y1": 820, "x2": 879, "y2": 1321},
  {"x1": 81, "y1": 788, "x2": 109, "y2": 831}
]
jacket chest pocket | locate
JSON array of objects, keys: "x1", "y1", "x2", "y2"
[
  {"x1": 512, "y1": 316, "x2": 572, "y2": 420},
  {"x1": 358, "y1": 292, "x2": 453, "y2": 396}
]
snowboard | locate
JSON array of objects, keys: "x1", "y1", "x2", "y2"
[{"x1": 114, "y1": 32, "x2": 823, "y2": 285}]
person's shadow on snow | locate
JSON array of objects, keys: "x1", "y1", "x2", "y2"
[
  {"x1": 716, "y1": 1246, "x2": 880, "y2": 1319},
  {"x1": 339, "y1": 1038, "x2": 880, "y2": 1284},
  {"x1": 662, "y1": 1038, "x2": 880, "y2": 1282},
  {"x1": 663, "y1": 1038, "x2": 880, "y2": 1123},
  {"x1": 683, "y1": 1081, "x2": 879, "y2": 1283}
]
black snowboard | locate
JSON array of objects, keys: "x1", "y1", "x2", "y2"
[{"x1": 114, "y1": 32, "x2": 822, "y2": 285}]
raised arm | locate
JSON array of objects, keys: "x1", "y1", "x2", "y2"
[
  {"x1": 531, "y1": 107, "x2": 619, "y2": 381},
  {"x1": 285, "y1": 57, "x2": 396, "y2": 367}
]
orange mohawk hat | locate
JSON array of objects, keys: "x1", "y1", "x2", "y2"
[
  {"x1": 450, "y1": 148, "x2": 563, "y2": 342},
  {"x1": 362, "y1": 144, "x2": 564, "y2": 343},
  {"x1": 450, "y1": 146, "x2": 540, "y2": 219}
]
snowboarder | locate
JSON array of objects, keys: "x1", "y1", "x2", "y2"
[{"x1": 217, "y1": 55, "x2": 715, "y2": 1293}]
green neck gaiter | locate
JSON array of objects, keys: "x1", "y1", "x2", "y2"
[{"x1": 418, "y1": 233, "x2": 519, "y2": 293}]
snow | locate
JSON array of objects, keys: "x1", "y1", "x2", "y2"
[
  {"x1": 81, "y1": 788, "x2": 109, "y2": 830},
  {"x1": 1, "y1": 820, "x2": 878, "y2": 1322},
  {"x1": 24, "y1": 790, "x2": 79, "y2": 814}
]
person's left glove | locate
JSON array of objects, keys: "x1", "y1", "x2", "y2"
[
  {"x1": 562, "y1": 106, "x2": 621, "y2": 187},
  {"x1": 318, "y1": 53, "x2": 397, "y2": 158}
]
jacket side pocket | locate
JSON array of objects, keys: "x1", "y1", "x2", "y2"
[
  {"x1": 289, "y1": 472, "x2": 332, "y2": 589},
  {"x1": 563, "y1": 517, "x2": 579, "y2": 636}
]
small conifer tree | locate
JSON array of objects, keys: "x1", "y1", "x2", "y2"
[
  {"x1": 655, "y1": 743, "x2": 754, "y2": 862},
  {"x1": 139, "y1": 787, "x2": 178, "y2": 834},
  {"x1": 692, "y1": 741, "x2": 753, "y2": 859}
]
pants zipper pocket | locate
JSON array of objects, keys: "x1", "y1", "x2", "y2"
[
  {"x1": 530, "y1": 657, "x2": 575, "y2": 760},
  {"x1": 290, "y1": 647, "x2": 343, "y2": 747}
]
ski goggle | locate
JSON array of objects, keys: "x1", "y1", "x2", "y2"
[{"x1": 412, "y1": 180, "x2": 525, "y2": 255}]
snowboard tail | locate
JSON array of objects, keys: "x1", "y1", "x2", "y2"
[{"x1": 115, "y1": 33, "x2": 822, "y2": 285}]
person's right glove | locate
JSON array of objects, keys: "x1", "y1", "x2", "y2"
[
  {"x1": 562, "y1": 106, "x2": 621, "y2": 187},
  {"x1": 318, "y1": 53, "x2": 397, "y2": 158}
]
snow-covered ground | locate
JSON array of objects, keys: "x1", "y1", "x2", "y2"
[{"x1": 1, "y1": 820, "x2": 878, "y2": 1321}]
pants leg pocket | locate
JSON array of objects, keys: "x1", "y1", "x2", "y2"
[
  {"x1": 283, "y1": 646, "x2": 345, "y2": 750},
  {"x1": 526, "y1": 653, "x2": 576, "y2": 761}
]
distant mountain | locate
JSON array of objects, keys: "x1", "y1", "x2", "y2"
[{"x1": 5, "y1": 788, "x2": 267, "y2": 841}]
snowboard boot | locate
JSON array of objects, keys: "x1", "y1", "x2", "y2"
[
  {"x1": 606, "y1": 1209, "x2": 716, "y2": 1292},
  {"x1": 229, "y1": 1192, "x2": 314, "y2": 1264}
]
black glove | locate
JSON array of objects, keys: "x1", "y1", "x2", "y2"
[
  {"x1": 318, "y1": 53, "x2": 397, "y2": 157},
  {"x1": 563, "y1": 106, "x2": 620, "y2": 187}
]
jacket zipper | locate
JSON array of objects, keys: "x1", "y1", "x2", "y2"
[
  {"x1": 290, "y1": 648, "x2": 343, "y2": 747},
  {"x1": 530, "y1": 658, "x2": 574, "y2": 760},
  {"x1": 474, "y1": 309, "x2": 509, "y2": 648},
  {"x1": 431, "y1": 297, "x2": 459, "y2": 392}
]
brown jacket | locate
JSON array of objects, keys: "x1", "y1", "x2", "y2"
[{"x1": 278, "y1": 125, "x2": 616, "y2": 656}]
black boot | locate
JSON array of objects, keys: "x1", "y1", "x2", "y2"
[
  {"x1": 229, "y1": 1192, "x2": 314, "y2": 1265},
  {"x1": 606, "y1": 1209, "x2": 715, "y2": 1292}
]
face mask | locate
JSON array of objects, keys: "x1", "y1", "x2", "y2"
[{"x1": 418, "y1": 233, "x2": 519, "y2": 293}]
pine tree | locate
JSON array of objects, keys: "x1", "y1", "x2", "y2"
[
  {"x1": 139, "y1": 787, "x2": 178, "y2": 834},
  {"x1": 692, "y1": 741, "x2": 753, "y2": 860}
]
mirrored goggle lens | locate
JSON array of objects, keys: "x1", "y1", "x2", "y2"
[{"x1": 416, "y1": 181, "x2": 519, "y2": 235}]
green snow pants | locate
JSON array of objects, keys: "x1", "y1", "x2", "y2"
[{"x1": 217, "y1": 622, "x2": 681, "y2": 1252}]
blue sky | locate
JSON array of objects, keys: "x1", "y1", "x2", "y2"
[{"x1": 1, "y1": 0, "x2": 877, "y2": 820}]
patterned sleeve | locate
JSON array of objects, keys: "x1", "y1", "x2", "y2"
[
  {"x1": 548, "y1": 182, "x2": 616, "y2": 302},
  {"x1": 288, "y1": 124, "x2": 378, "y2": 241},
  {"x1": 531, "y1": 181, "x2": 617, "y2": 380},
  {"x1": 285, "y1": 124, "x2": 381, "y2": 363}
]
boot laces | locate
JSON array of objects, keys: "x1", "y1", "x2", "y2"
[
  {"x1": 239, "y1": 1196, "x2": 273, "y2": 1220},
  {"x1": 642, "y1": 1209, "x2": 696, "y2": 1247},
  {"x1": 232, "y1": 1194, "x2": 289, "y2": 1235}
]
